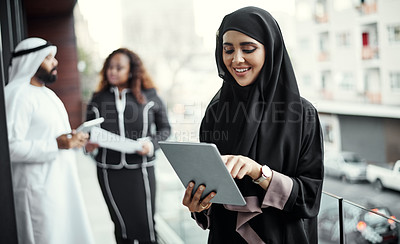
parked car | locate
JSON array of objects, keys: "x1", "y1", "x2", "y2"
[
  {"x1": 367, "y1": 160, "x2": 400, "y2": 192},
  {"x1": 319, "y1": 205, "x2": 399, "y2": 244},
  {"x1": 324, "y1": 151, "x2": 368, "y2": 183},
  {"x1": 356, "y1": 207, "x2": 399, "y2": 244}
]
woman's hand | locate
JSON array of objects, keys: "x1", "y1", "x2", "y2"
[
  {"x1": 221, "y1": 155, "x2": 262, "y2": 180},
  {"x1": 182, "y1": 182, "x2": 215, "y2": 212},
  {"x1": 85, "y1": 141, "x2": 99, "y2": 152},
  {"x1": 136, "y1": 140, "x2": 152, "y2": 156}
]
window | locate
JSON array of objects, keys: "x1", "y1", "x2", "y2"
[
  {"x1": 302, "y1": 74, "x2": 312, "y2": 87},
  {"x1": 389, "y1": 72, "x2": 400, "y2": 91},
  {"x1": 337, "y1": 32, "x2": 351, "y2": 47},
  {"x1": 322, "y1": 123, "x2": 334, "y2": 143},
  {"x1": 339, "y1": 72, "x2": 355, "y2": 90},
  {"x1": 318, "y1": 32, "x2": 330, "y2": 61},
  {"x1": 321, "y1": 72, "x2": 329, "y2": 89},
  {"x1": 361, "y1": 24, "x2": 379, "y2": 59},
  {"x1": 299, "y1": 38, "x2": 311, "y2": 49},
  {"x1": 319, "y1": 114, "x2": 340, "y2": 151},
  {"x1": 315, "y1": 0, "x2": 328, "y2": 23},
  {"x1": 387, "y1": 24, "x2": 400, "y2": 44},
  {"x1": 299, "y1": 74, "x2": 312, "y2": 90},
  {"x1": 361, "y1": 23, "x2": 378, "y2": 46},
  {"x1": 319, "y1": 32, "x2": 329, "y2": 52}
]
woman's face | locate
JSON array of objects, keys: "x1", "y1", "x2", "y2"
[
  {"x1": 106, "y1": 53, "x2": 130, "y2": 88},
  {"x1": 222, "y1": 30, "x2": 265, "y2": 86}
]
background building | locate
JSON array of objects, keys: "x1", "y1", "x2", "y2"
[{"x1": 293, "y1": 0, "x2": 400, "y2": 164}]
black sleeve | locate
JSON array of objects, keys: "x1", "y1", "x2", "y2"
[
  {"x1": 83, "y1": 95, "x2": 100, "y2": 155},
  {"x1": 85, "y1": 96, "x2": 100, "y2": 121},
  {"x1": 283, "y1": 98, "x2": 324, "y2": 218},
  {"x1": 150, "y1": 95, "x2": 171, "y2": 150}
]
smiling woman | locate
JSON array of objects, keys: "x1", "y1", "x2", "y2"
[
  {"x1": 222, "y1": 30, "x2": 265, "y2": 86},
  {"x1": 182, "y1": 6, "x2": 324, "y2": 244}
]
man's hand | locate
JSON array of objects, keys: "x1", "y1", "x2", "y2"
[{"x1": 57, "y1": 130, "x2": 89, "y2": 149}]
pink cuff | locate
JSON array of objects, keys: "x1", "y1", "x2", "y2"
[{"x1": 262, "y1": 170, "x2": 293, "y2": 209}]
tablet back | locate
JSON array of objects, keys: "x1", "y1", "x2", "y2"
[{"x1": 159, "y1": 141, "x2": 246, "y2": 206}]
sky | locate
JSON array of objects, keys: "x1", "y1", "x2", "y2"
[
  {"x1": 76, "y1": 0, "x2": 295, "y2": 57},
  {"x1": 192, "y1": 0, "x2": 295, "y2": 47},
  {"x1": 77, "y1": 0, "x2": 123, "y2": 58}
]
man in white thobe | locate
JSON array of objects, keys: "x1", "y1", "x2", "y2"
[{"x1": 5, "y1": 37, "x2": 95, "y2": 244}]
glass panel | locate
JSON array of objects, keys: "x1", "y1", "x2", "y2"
[
  {"x1": 318, "y1": 193, "x2": 341, "y2": 243},
  {"x1": 390, "y1": 72, "x2": 400, "y2": 91},
  {"x1": 343, "y1": 202, "x2": 400, "y2": 244},
  {"x1": 318, "y1": 194, "x2": 400, "y2": 243},
  {"x1": 155, "y1": 150, "x2": 209, "y2": 243}
]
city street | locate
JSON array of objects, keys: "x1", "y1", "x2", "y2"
[
  {"x1": 320, "y1": 176, "x2": 400, "y2": 244},
  {"x1": 322, "y1": 175, "x2": 400, "y2": 218}
]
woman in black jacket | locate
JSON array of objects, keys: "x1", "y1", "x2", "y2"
[
  {"x1": 85, "y1": 48, "x2": 171, "y2": 244},
  {"x1": 182, "y1": 7, "x2": 324, "y2": 244}
]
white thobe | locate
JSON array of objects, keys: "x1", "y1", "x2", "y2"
[{"x1": 6, "y1": 84, "x2": 94, "y2": 244}]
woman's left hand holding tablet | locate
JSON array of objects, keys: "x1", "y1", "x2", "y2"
[{"x1": 182, "y1": 181, "x2": 215, "y2": 212}]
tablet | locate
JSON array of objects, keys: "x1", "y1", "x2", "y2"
[
  {"x1": 76, "y1": 117, "x2": 105, "y2": 133},
  {"x1": 159, "y1": 141, "x2": 246, "y2": 206}
]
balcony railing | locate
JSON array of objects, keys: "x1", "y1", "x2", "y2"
[
  {"x1": 319, "y1": 191, "x2": 399, "y2": 244},
  {"x1": 315, "y1": 13, "x2": 329, "y2": 24},
  {"x1": 362, "y1": 46, "x2": 379, "y2": 60},
  {"x1": 355, "y1": 2, "x2": 378, "y2": 15}
]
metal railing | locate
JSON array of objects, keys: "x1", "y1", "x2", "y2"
[{"x1": 319, "y1": 191, "x2": 399, "y2": 244}]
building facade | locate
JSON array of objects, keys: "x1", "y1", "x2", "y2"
[{"x1": 293, "y1": 0, "x2": 400, "y2": 163}]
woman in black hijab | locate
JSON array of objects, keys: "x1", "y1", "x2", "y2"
[{"x1": 182, "y1": 6, "x2": 324, "y2": 244}]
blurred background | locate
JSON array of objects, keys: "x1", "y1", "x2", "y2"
[{"x1": 1, "y1": 0, "x2": 400, "y2": 243}]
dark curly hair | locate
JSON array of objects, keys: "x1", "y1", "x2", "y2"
[{"x1": 96, "y1": 48, "x2": 156, "y2": 104}]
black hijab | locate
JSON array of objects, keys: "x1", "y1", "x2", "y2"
[{"x1": 201, "y1": 6, "x2": 312, "y2": 198}]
